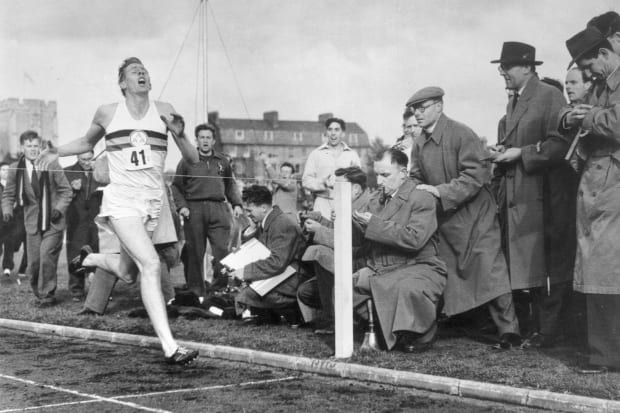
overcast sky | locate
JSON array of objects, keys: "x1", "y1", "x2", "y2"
[{"x1": 1, "y1": 0, "x2": 617, "y2": 168}]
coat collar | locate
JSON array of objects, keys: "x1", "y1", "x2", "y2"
[
  {"x1": 262, "y1": 205, "x2": 283, "y2": 231},
  {"x1": 423, "y1": 113, "x2": 449, "y2": 145},
  {"x1": 503, "y1": 74, "x2": 539, "y2": 142},
  {"x1": 317, "y1": 142, "x2": 354, "y2": 151},
  {"x1": 376, "y1": 180, "x2": 417, "y2": 221},
  {"x1": 606, "y1": 64, "x2": 620, "y2": 92}
]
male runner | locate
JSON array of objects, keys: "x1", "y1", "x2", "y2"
[{"x1": 37, "y1": 57, "x2": 199, "y2": 365}]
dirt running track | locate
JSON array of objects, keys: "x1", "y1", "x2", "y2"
[{"x1": 0, "y1": 328, "x2": 544, "y2": 412}]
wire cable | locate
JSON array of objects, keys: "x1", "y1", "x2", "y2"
[{"x1": 158, "y1": 1, "x2": 202, "y2": 100}]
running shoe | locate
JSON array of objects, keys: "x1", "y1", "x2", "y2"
[{"x1": 164, "y1": 346, "x2": 199, "y2": 365}]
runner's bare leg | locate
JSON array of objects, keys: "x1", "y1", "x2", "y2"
[{"x1": 105, "y1": 216, "x2": 178, "y2": 356}]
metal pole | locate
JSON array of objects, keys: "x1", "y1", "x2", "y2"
[{"x1": 334, "y1": 181, "x2": 353, "y2": 358}]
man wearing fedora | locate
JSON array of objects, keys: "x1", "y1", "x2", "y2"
[
  {"x1": 489, "y1": 42, "x2": 576, "y2": 349},
  {"x1": 406, "y1": 86, "x2": 521, "y2": 350},
  {"x1": 560, "y1": 24, "x2": 620, "y2": 372}
]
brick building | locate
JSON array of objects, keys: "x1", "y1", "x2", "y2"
[
  {"x1": 207, "y1": 111, "x2": 370, "y2": 179},
  {"x1": 0, "y1": 98, "x2": 58, "y2": 162}
]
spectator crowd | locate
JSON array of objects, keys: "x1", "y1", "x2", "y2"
[{"x1": 2, "y1": 11, "x2": 620, "y2": 372}]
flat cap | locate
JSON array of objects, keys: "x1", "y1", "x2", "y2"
[{"x1": 406, "y1": 86, "x2": 445, "y2": 107}]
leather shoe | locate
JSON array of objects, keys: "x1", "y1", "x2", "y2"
[
  {"x1": 398, "y1": 323, "x2": 437, "y2": 353},
  {"x1": 493, "y1": 332, "x2": 522, "y2": 350},
  {"x1": 574, "y1": 363, "x2": 608, "y2": 374},
  {"x1": 520, "y1": 332, "x2": 556, "y2": 349},
  {"x1": 77, "y1": 307, "x2": 102, "y2": 316},
  {"x1": 37, "y1": 297, "x2": 57, "y2": 308}
]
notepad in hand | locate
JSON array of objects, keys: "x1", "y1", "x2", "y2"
[{"x1": 249, "y1": 265, "x2": 296, "y2": 297}]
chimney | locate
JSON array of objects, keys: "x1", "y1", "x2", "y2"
[
  {"x1": 208, "y1": 111, "x2": 219, "y2": 126},
  {"x1": 318, "y1": 112, "x2": 333, "y2": 125},
  {"x1": 263, "y1": 111, "x2": 279, "y2": 128}
]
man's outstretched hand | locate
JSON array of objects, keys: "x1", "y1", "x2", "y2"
[{"x1": 161, "y1": 113, "x2": 185, "y2": 138}]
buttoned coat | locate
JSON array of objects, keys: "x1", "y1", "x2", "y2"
[
  {"x1": 1, "y1": 159, "x2": 72, "y2": 234},
  {"x1": 355, "y1": 180, "x2": 447, "y2": 349},
  {"x1": 494, "y1": 75, "x2": 576, "y2": 289},
  {"x1": 410, "y1": 113, "x2": 511, "y2": 316},
  {"x1": 562, "y1": 68, "x2": 620, "y2": 294}
]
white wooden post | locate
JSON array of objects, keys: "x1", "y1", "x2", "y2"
[{"x1": 334, "y1": 181, "x2": 353, "y2": 358}]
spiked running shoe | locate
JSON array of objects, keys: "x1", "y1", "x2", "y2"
[{"x1": 165, "y1": 346, "x2": 199, "y2": 365}]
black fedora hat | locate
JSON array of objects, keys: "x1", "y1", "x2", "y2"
[
  {"x1": 491, "y1": 42, "x2": 543, "y2": 66},
  {"x1": 566, "y1": 26, "x2": 606, "y2": 70}
]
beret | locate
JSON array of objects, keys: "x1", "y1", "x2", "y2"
[{"x1": 406, "y1": 86, "x2": 445, "y2": 107}]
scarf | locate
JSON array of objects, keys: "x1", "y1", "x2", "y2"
[{"x1": 16, "y1": 156, "x2": 52, "y2": 232}]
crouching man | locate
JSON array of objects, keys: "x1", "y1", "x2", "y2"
[
  {"x1": 234, "y1": 185, "x2": 308, "y2": 324},
  {"x1": 352, "y1": 149, "x2": 447, "y2": 352}
]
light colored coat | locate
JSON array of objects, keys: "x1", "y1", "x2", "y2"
[
  {"x1": 565, "y1": 68, "x2": 620, "y2": 294},
  {"x1": 410, "y1": 113, "x2": 511, "y2": 316}
]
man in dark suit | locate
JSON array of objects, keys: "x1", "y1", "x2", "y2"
[
  {"x1": 489, "y1": 42, "x2": 577, "y2": 347},
  {"x1": 234, "y1": 185, "x2": 307, "y2": 324},
  {"x1": 1, "y1": 131, "x2": 72, "y2": 306},
  {"x1": 64, "y1": 150, "x2": 103, "y2": 300},
  {"x1": 352, "y1": 149, "x2": 447, "y2": 352}
]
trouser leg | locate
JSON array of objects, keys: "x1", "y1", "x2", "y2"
[
  {"x1": 488, "y1": 292, "x2": 520, "y2": 336},
  {"x1": 84, "y1": 268, "x2": 118, "y2": 314},
  {"x1": 586, "y1": 294, "x2": 620, "y2": 369},
  {"x1": 315, "y1": 263, "x2": 335, "y2": 319},
  {"x1": 185, "y1": 202, "x2": 207, "y2": 297},
  {"x1": 206, "y1": 202, "x2": 231, "y2": 285},
  {"x1": 531, "y1": 282, "x2": 570, "y2": 337},
  {"x1": 38, "y1": 228, "x2": 63, "y2": 299},
  {"x1": 26, "y1": 232, "x2": 41, "y2": 298},
  {"x1": 66, "y1": 221, "x2": 89, "y2": 297}
]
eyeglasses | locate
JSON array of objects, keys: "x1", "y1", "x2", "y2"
[
  {"x1": 499, "y1": 63, "x2": 521, "y2": 72},
  {"x1": 410, "y1": 101, "x2": 438, "y2": 114}
]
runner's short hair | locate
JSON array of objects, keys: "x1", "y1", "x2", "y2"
[{"x1": 118, "y1": 57, "x2": 143, "y2": 96}]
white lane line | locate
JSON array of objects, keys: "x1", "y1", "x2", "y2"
[
  {"x1": 0, "y1": 373, "x2": 172, "y2": 413},
  {"x1": 114, "y1": 376, "x2": 299, "y2": 399},
  {"x1": 0, "y1": 399, "x2": 100, "y2": 412}
]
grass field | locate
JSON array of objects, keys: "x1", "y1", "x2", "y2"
[{"x1": 1, "y1": 247, "x2": 619, "y2": 402}]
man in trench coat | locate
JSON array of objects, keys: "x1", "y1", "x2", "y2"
[
  {"x1": 490, "y1": 42, "x2": 576, "y2": 347},
  {"x1": 560, "y1": 21, "x2": 620, "y2": 371},
  {"x1": 352, "y1": 149, "x2": 447, "y2": 352},
  {"x1": 406, "y1": 86, "x2": 521, "y2": 348}
]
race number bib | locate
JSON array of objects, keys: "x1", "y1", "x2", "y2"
[{"x1": 122, "y1": 145, "x2": 153, "y2": 170}]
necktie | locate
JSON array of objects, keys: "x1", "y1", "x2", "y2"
[
  {"x1": 30, "y1": 161, "x2": 40, "y2": 198},
  {"x1": 511, "y1": 92, "x2": 519, "y2": 111}
]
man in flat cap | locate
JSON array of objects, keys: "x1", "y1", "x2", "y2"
[
  {"x1": 406, "y1": 86, "x2": 521, "y2": 349},
  {"x1": 490, "y1": 42, "x2": 576, "y2": 349},
  {"x1": 559, "y1": 25, "x2": 620, "y2": 372}
]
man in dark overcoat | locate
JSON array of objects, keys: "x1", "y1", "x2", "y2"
[
  {"x1": 407, "y1": 86, "x2": 521, "y2": 349},
  {"x1": 63, "y1": 150, "x2": 103, "y2": 300},
  {"x1": 490, "y1": 42, "x2": 576, "y2": 347},
  {"x1": 352, "y1": 149, "x2": 447, "y2": 352}
]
